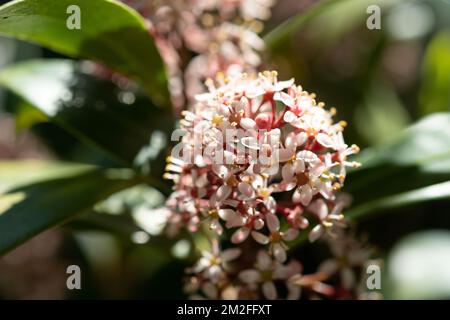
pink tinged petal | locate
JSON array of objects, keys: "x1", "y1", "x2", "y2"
[
  {"x1": 210, "y1": 219, "x2": 223, "y2": 235},
  {"x1": 316, "y1": 133, "x2": 335, "y2": 148},
  {"x1": 274, "y1": 91, "x2": 294, "y2": 107},
  {"x1": 272, "y1": 243, "x2": 287, "y2": 262},
  {"x1": 287, "y1": 283, "x2": 301, "y2": 300},
  {"x1": 293, "y1": 159, "x2": 305, "y2": 173},
  {"x1": 193, "y1": 257, "x2": 210, "y2": 273},
  {"x1": 282, "y1": 228, "x2": 299, "y2": 241},
  {"x1": 265, "y1": 197, "x2": 277, "y2": 214},
  {"x1": 279, "y1": 148, "x2": 295, "y2": 162},
  {"x1": 254, "y1": 218, "x2": 264, "y2": 230},
  {"x1": 239, "y1": 269, "x2": 261, "y2": 284},
  {"x1": 256, "y1": 250, "x2": 272, "y2": 270},
  {"x1": 252, "y1": 231, "x2": 269, "y2": 245},
  {"x1": 308, "y1": 224, "x2": 325, "y2": 242},
  {"x1": 341, "y1": 267, "x2": 356, "y2": 289},
  {"x1": 218, "y1": 209, "x2": 236, "y2": 221},
  {"x1": 274, "y1": 78, "x2": 294, "y2": 91},
  {"x1": 292, "y1": 188, "x2": 302, "y2": 203},
  {"x1": 241, "y1": 136, "x2": 260, "y2": 150},
  {"x1": 283, "y1": 111, "x2": 297, "y2": 123},
  {"x1": 296, "y1": 132, "x2": 308, "y2": 146},
  {"x1": 226, "y1": 214, "x2": 246, "y2": 228},
  {"x1": 266, "y1": 213, "x2": 280, "y2": 233},
  {"x1": 319, "y1": 259, "x2": 339, "y2": 275},
  {"x1": 262, "y1": 281, "x2": 277, "y2": 300},
  {"x1": 238, "y1": 182, "x2": 254, "y2": 198},
  {"x1": 282, "y1": 163, "x2": 295, "y2": 182},
  {"x1": 232, "y1": 227, "x2": 250, "y2": 243},
  {"x1": 296, "y1": 150, "x2": 319, "y2": 163},
  {"x1": 221, "y1": 248, "x2": 241, "y2": 262},
  {"x1": 299, "y1": 185, "x2": 313, "y2": 206},
  {"x1": 240, "y1": 118, "x2": 257, "y2": 130},
  {"x1": 202, "y1": 282, "x2": 218, "y2": 299},
  {"x1": 317, "y1": 200, "x2": 329, "y2": 220},
  {"x1": 216, "y1": 185, "x2": 232, "y2": 203},
  {"x1": 208, "y1": 265, "x2": 222, "y2": 283}
]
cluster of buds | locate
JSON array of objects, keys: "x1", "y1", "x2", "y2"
[
  {"x1": 164, "y1": 71, "x2": 361, "y2": 299},
  {"x1": 123, "y1": 0, "x2": 275, "y2": 112}
]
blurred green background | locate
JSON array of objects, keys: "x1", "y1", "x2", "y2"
[{"x1": 0, "y1": 0, "x2": 450, "y2": 299}]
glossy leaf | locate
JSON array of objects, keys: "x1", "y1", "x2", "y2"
[
  {"x1": 0, "y1": 164, "x2": 139, "y2": 255},
  {"x1": 0, "y1": 0, "x2": 169, "y2": 105},
  {"x1": 0, "y1": 59, "x2": 174, "y2": 168},
  {"x1": 420, "y1": 31, "x2": 450, "y2": 115},
  {"x1": 347, "y1": 181, "x2": 450, "y2": 220}
]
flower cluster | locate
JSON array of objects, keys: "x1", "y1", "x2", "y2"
[
  {"x1": 163, "y1": 70, "x2": 361, "y2": 299},
  {"x1": 123, "y1": 0, "x2": 274, "y2": 112}
]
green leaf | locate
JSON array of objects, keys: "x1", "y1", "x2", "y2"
[
  {"x1": 0, "y1": 0, "x2": 169, "y2": 106},
  {"x1": 0, "y1": 59, "x2": 174, "y2": 167},
  {"x1": 346, "y1": 113, "x2": 450, "y2": 218},
  {"x1": 0, "y1": 164, "x2": 139, "y2": 255},
  {"x1": 355, "y1": 81, "x2": 411, "y2": 146},
  {"x1": 264, "y1": 0, "x2": 350, "y2": 49},
  {"x1": 0, "y1": 159, "x2": 94, "y2": 192},
  {"x1": 420, "y1": 31, "x2": 450, "y2": 115},
  {"x1": 264, "y1": 0, "x2": 404, "y2": 50},
  {"x1": 347, "y1": 181, "x2": 450, "y2": 220}
]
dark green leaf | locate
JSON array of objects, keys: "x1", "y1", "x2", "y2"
[
  {"x1": 0, "y1": 0, "x2": 169, "y2": 105},
  {"x1": 0, "y1": 59, "x2": 174, "y2": 168},
  {"x1": 0, "y1": 164, "x2": 139, "y2": 255},
  {"x1": 346, "y1": 113, "x2": 450, "y2": 218},
  {"x1": 347, "y1": 181, "x2": 450, "y2": 221}
]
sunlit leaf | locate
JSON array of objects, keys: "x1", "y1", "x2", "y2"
[
  {"x1": 0, "y1": 165, "x2": 139, "y2": 255},
  {"x1": 420, "y1": 31, "x2": 450, "y2": 115}
]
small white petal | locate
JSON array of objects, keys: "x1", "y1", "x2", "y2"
[
  {"x1": 238, "y1": 182, "x2": 254, "y2": 198},
  {"x1": 218, "y1": 209, "x2": 236, "y2": 221},
  {"x1": 296, "y1": 132, "x2": 308, "y2": 146},
  {"x1": 221, "y1": 248, "x2": 241, "y2": 262},
  {"x1": 239, "y1": 269, "x2": 261, "y2": 284},
  {"x1": 262, "y1": 281, "x2": 277, "y2": 300},
  {"x1": 216, "y1": 185, "x2": 232, "y2": 203},
  {"x1": 283, "y1": 111, "x2": 297, "y2": 123},
  {"x1": 232, "y1": 227, "x2": 250, "y2": 243},
  {"x1": 266, "y1": 213, "x2": 280, "y2": 233},
  {"x1": 316, "y1": 133, "x2": 335, "y2": 148},
  {"x1": 299, "y1": 185, "x2": 313, "y2": 206},
  {"x1": 319, "y1": 259, "x2": 339, "y2": 274},
  {"x1": 256, "y1": 250, "x2": 272, "y2": 270},
  {"x1": 272, "y1": 243, "x2": 287, "y2": 262},
  {"x1": 202, "y1": 282, "x2": 218, "y2": 299},
  {"x1": 282, "y1": 228, "x2": 299, "y2": 241},
  {"x1": 308, "y1": 224, "x2": 325, "y2": 242},
  {"x1": 287, "y1": 283, "x2": 301, "y2": 300},
  {"x1": 282, "y1": 163, "x2": 295, "y2": 182},
  {"x1": 240, "y1": 118, "x2": 257, "y2": 130},
  {"x1": 251, "y1": 231, "x2": 269, "y2": 245}
]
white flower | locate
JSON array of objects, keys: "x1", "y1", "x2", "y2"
[
  {"x1": 251, "y1": 213, "x2": 299, "y2": 262},
  {"x1": 239, "y1": 250, "x2": 301, "y2": 300},
  {"x1": 191, "y1": 241, "x2": 241, "y2": 283}
]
